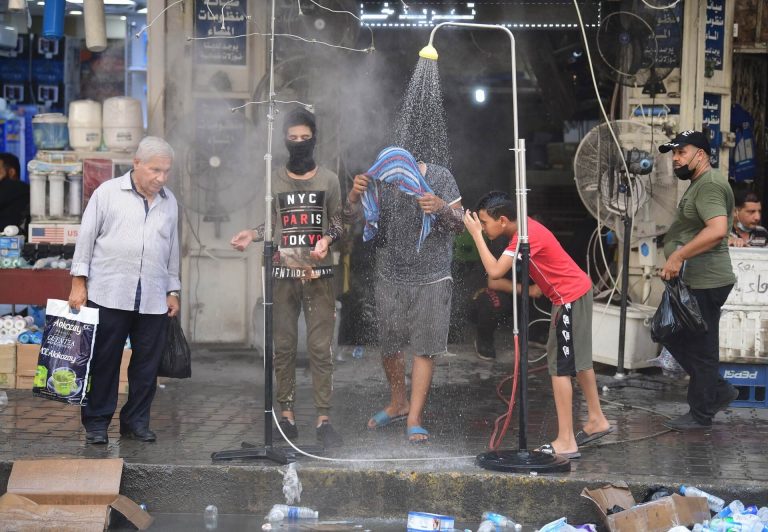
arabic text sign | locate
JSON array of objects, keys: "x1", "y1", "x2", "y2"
[
  {"x1": 726, "y1": 247, "x2": 768, "y2": 307},
  {"x1": 194, "y1": 0, "x2": 247, "y2": 66},
  {"x1": 705, "y1": 0, "x2": 725, "y2": 70},
  {"x1": 703, "y1": 93, "x2": 722, "y2": 168}
]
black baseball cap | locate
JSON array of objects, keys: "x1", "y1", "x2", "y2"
[{"x1": 659, "y1": 130, "x2": 710, "y2": 153}]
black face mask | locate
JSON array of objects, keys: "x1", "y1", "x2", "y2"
[
  {"x1": 285, "y1": 137, "x2": 316, "y2": 175},
  {"x1": 673, "y1": 151, "x2": 699, "y2": 181},
  {"x1": 674, "y1": 165, "x2": 694, "y2": 181}
]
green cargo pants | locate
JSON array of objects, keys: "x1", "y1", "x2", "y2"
[{"x1": 273, "y1": 277, "x2": 336, "y2": 416}]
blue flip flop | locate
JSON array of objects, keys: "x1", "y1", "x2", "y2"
[
  {"x1": 368, "y1": 410, "x2": 408, "y2": 430},
  {"x1": 407, "y1": 425, "x2": 430, "y2": 444}
]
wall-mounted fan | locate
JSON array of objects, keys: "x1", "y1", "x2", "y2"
[
  {"x1": 596, "y1": 8, "x2": 680, "y2": 96},
  {"x1": 166, "y1": 99, "x2": 264, "y2": 238}
]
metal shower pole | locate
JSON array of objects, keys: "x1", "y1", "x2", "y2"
[
  {"x1": 422, "y1": 22, "x2": 569, "y2": 473},
  {"x1": 212, "y1": 0, "x2": 289, "y2": 464}
]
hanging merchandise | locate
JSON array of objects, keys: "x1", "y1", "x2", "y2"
[
  {"x1": 729, "y1": 103, "x2": 756, "y2": 182},
  {"x1": 42, "y1": 0, "x2": 66, "y2": 40},
  {"x1": 83, "y1": 0, "x2": 107, "y2": 52}
]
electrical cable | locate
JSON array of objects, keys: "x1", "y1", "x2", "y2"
[
  {"x1": 487, "y1": 334, "x2": 521, "y2": 451},
  {"x1": 270, "y1": 409, "x2": 476, "y2": 462}
]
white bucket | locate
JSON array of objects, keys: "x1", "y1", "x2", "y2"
[
  {"x1": 102, "y1": 97, "x2": 143, "y2": 152},
  {"x1": 68, "y1": 99, "x2": 102, "y2": 151}
]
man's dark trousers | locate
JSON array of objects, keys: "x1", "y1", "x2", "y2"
[
  {"x1": 664, "y1": 284, "x2": 733, "y2": 424},
  {"x1": 82, "y1": 301, "x2": 168, "y2": 432}
]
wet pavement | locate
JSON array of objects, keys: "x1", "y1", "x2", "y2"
[{"x1": 1, "y1": 339, "x2": 767, "y2": 526}]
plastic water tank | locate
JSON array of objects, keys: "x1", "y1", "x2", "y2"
[
  {"x1": 102, "y1": 97, "x2": 143, "y2": 152},
  {"x1": 32, "y1": 113, "x2": 69, "y2": 150},
  {"x1": 68, "y1": 99, "x2": 102, "y2": 151}
]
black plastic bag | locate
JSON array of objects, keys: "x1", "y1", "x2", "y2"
[
  {"x1": 157, "y1": 316, "x2": 191, "y2": 379},
  {"x1": 651, "y1": 276, "x2": 707, "y2": 343}
]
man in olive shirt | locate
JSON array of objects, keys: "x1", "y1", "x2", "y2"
[{"x1": 658, "y1": 130, "x2": 738, "y2": 431}]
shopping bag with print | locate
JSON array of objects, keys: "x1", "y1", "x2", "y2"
[{"x1": 32, "y1": 299, "x2": 99, "y2": 405}]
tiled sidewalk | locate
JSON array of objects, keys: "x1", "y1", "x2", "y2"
[{"x1": 1, "y1": 344, "x2": 767, "y2": 485}]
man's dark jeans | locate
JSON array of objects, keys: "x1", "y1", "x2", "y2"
[{"x1": 664, "y1": 283, "x2": 733, "y2": 424}]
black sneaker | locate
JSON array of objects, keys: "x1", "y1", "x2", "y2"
[
  {"x1": 713, "y1": 385, "x2": 739, "y2": 413},
  {"x1": 474, "y1": 338, "x2": 496, "y2": 361},
  {"x1": 273, "y1": 417, "x2": 298, "y2": 440},
  {"x1": 662, "y1": 412, "x2": 711, "y2": 431},
  {"x1": 316, "y1": 421, "x2": 343, "y2": 448}
]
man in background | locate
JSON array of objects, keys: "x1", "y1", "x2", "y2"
[
  {"x1": 69, "y1": 136, "x2": 180, "y2": 445},
  {"x1": 728, "y1": 189, "x2": 768, "y2": 247},
  {"x1": 0, "y1": 152, "x2": 29, "y2": 232}
]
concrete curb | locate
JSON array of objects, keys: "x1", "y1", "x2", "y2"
[{"x1": 4, "y1": 460, "x2": 763, "y2": 526}]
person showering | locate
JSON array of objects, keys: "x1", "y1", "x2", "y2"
[
  {"x1": 345, "y1": 147, "x2": 464, "y2": 443},
  {"x1": 231, "y1": 108, "x2": 344, "y2": 449}
]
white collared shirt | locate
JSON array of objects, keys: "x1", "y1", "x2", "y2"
[{"x1": 71, "y1": 171, "x2": 181, "y2": 314}]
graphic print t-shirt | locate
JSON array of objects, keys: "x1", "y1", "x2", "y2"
[{"x1": 272, "y1": 166, "x2": 341, "y2": 279}]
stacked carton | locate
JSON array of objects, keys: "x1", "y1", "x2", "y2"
[
  {"x1": 13, "y1": 343, "x2": 133, "y2": 392},
  {"x1": 0, "y1": 343, "x2": 15, "y2": 388}
]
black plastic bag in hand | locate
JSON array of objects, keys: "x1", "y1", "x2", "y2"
[
  {"x1": 650, "y1": 276, "x2": 707, "y2": 343},
  {"x1": 158, "y1": 316, "x2": 192, "y2": 379}
]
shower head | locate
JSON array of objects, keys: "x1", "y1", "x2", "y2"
[{"x1": 418, "y1": 44, "x2": 438, "y2": 61}]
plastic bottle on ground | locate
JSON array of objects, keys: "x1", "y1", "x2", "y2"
[
  {"x1": 680, "y1": 485, "x2": 725, "y2": 513},
  {"x1": 758, "y1": 507, "x2": 768, "y2": 523},
  {"x1": 481, "y1": 511, "x2": 522, "y2": 531},
  {"x1": 266, "y1": 504, "x2": 318, "y2": 521},
  {"x1": 0, "y1": 391, "x2": 7, "y2": 408},
  {"x1": 717, "y1": 500, "x2": 746, "y2": 518},
  {"x1": 477, "y1": 520, "x2": 496, "y2": 532},
  {"x1": 204, "y1": 504, "x2": 218, "y2": 530},
  {"x1": 352, "y1": 346, "x2": 364, "y2": 359},
  {"x1": 731, "y1": 513, "x2": 765, "y2": 530}
]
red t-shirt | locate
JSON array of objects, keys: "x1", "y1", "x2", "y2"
[{"x1": 503, "y1": 217, "x2": 591, "y2": 305}]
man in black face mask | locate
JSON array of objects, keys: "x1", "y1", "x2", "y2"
[
  {"x1": 231, "y1": 108, "x2": 344, "y2": 448},
  {"x1": 657, "y1": 130, "x2": 738, "y2": 431}
]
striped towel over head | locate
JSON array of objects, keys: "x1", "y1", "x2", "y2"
[{"x1": 361, "y1": 146, "x2": 435, "y2": 251}]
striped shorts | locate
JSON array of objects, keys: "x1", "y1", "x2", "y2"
[
  {"x1": 546, "y1": 290, "x2": 593, "y2": 377},
  {"x1": 375, "y1": 277, "x2": 452, "y2": 357}
]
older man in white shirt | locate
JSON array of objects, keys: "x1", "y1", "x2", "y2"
[{"x1": 69, "y1": 136, "x2": 181, "y2": 444}]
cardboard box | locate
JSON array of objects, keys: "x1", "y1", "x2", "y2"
[
  {"x1": 0, "y1": 235, "x2": 24, "y2": 249},
  {"x1": 0, "y1": 458, "x2": 152, "y2": 531},
  {"x1": 581, "y1": 483, "x2": 710, "y2": 532},
  {"x1": 16, "y1": 344, "x2": 133, "y2": 392},
  {"x1": 15, "y1": 343, "x2": 40, "y2": 377},
  {"x1": 119, "y1": 349, "x2": 132, "y2": 381},
  {"x1": 0, "y1": 343, "x2": 16, "y2": 373},
  {"x1": 16, "y1": 375, "x2": 34, "y2": 389},
  {"x1": 0, "y1": 372, "x2": 14, "y2": 389},
  {"x1": 0, "y1": 247, "x2": 21, "y2": 257}
]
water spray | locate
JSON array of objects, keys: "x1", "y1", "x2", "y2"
[{"x1": 417, "y1": 22, "x2": 570, "y2": 474}]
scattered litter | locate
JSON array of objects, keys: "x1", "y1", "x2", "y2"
[
  {"x1": 407, "y1": 511, "x2": 454, "y2": 531},
  {"x1": 281, "y1": 462, "x2": 303, "y2": 504}
]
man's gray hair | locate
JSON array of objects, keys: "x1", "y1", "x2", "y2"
[{"x1": 135, "y1": 136, "x2": 175, "y2": 162}]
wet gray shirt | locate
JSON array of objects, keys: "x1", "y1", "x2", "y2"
[{"x1": 374, "y1": 164, "x2": 461, "y2": 285}]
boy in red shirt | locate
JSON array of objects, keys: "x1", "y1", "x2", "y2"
[{"x1": 464, "y1": 191, "x2": 612, "y2": 458}]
